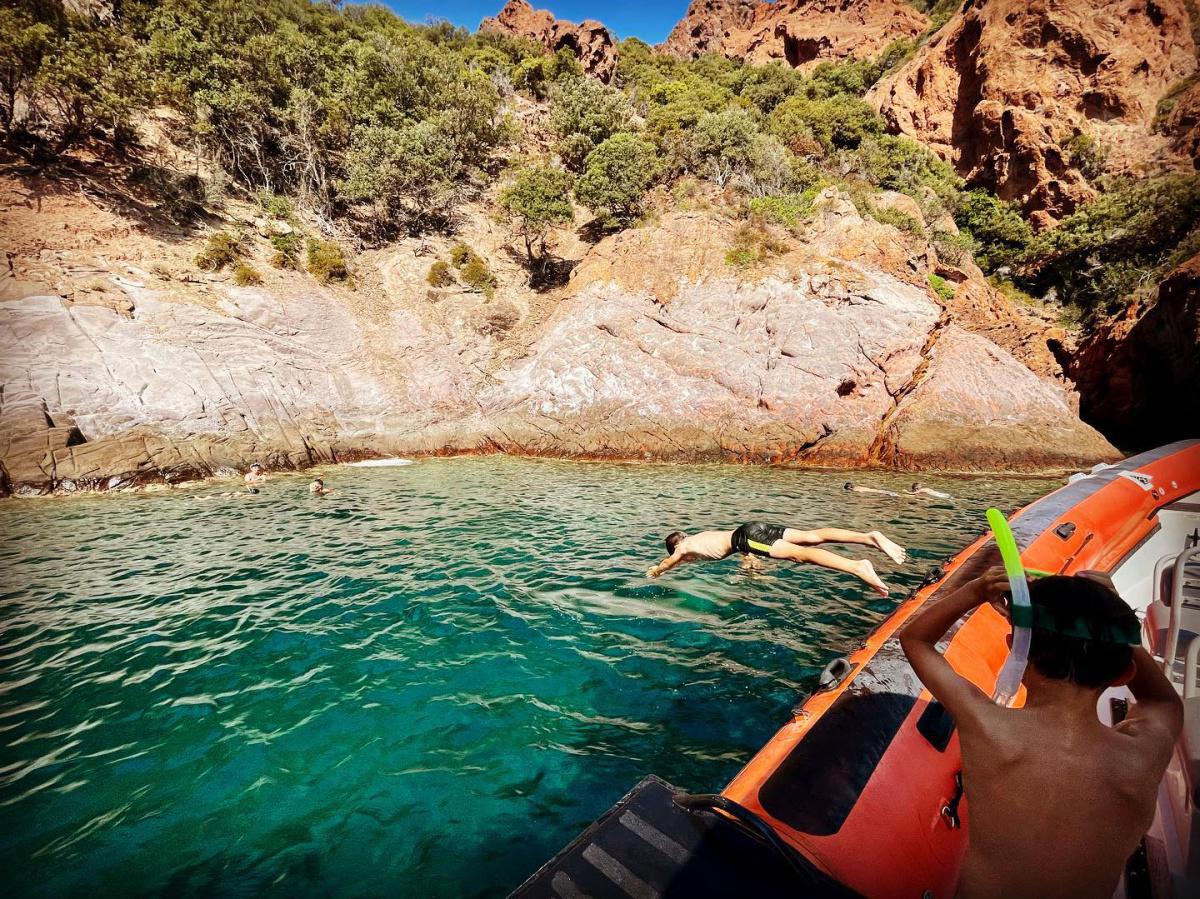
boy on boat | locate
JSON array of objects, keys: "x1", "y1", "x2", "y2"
[
  {"x1": 900, "y1": 569, "x2": 1182, "y2": 898},
  {"x1": 647, "y1": 523, "x2": 906, "y2": 596}
]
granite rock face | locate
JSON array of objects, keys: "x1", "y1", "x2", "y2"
[
  {"x1": 480, "y1": 0, "x2": 618, "y2": 81},
  {"x1": 870, "y1": 0, "x2": 1197, "y2": 227},
  {"x1": 661, "y1": 0, "x2": 928, "y2": 70},
  {"x1": 1068, "y1": 253, "x2": 1200, "y2": 452},
  {"x1": 0, "y1": 191, "x2": 1118, "y2": 494}
]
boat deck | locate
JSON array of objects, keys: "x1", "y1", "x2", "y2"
[{"x1": 511, "y1": 776, "x2": 858, "y2": 899}]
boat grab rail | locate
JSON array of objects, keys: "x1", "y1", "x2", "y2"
[
  {"x1": 1154, "y1": 551, "x2": 1185, "y2": 609},
  {"x1": 1185, "y1": 638, "x2": 1200, "y2": 700},
  {"x1": 673, "y1": 792, "x2": 812, "y2": 879},
  {"x1": 1163, "y1": 548, "x2": 1200, "y2": 678}
]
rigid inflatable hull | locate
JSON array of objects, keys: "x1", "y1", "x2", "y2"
[{"x1": 721, "y1": 440, "x2": 1200, "y2": 898}]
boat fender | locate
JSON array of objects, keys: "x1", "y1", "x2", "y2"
[{"x1": 818, "y1": 657, "x2": 854, "y2": 692}]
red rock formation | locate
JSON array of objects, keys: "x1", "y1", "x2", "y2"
[
  {"x1": 1162, "y1": 77, "x2": 1200, "y2": 164},
  {"x1": 480, "y1": 0, "x2": 618, "y2": 82},
  {"x1": 661, "y1": 0, "x2": 928, "y2": 70},
  {"x1": 1069, "y1": 253, "x2": 1200, "y2": 451},
  {"x1": 871, "y1": 0, "x2": 1197, "y2": 228}
]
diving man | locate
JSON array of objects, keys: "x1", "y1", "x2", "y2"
[{"x1": 647, "y1": 523, "x2": 906, "y2": 596}]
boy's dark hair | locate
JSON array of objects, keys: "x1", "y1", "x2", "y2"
[
  {"x1": 1026, "y1": 575, "x2": 1137, "y2": 688},
  {"x1": 665, "y1": 531, "x2": 686, "y2": 554},
  {"x1": 843, "y1": 482, "x2": 853, "y2": 490},
  {"x1": 911, "y1": 482, "x2": 921, "y2": 491}
]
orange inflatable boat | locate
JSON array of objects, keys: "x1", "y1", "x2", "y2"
[{"x1": 515, "y1": 439, "x2": 1200, "y2": 899}]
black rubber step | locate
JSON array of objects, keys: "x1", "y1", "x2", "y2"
[{"x1": 510, "y1": 776, "x2": 860, "y2": 899}]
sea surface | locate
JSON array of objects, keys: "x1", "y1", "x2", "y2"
[{"x1": 0, "y1": 458, "x2": 1058, "y2": 897}]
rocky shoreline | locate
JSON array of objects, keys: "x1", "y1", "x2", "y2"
[{"x1": 0, "y1": 186, "x2": 1117, "y2": 497}]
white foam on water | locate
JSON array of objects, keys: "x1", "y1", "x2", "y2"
[{"x1": 344, "y1": 458, "x2": 415, "y2": 468}]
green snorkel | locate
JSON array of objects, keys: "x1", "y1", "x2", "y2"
[{"x1": 987, "y1": 508, "x2": 1032, "y2": 707}]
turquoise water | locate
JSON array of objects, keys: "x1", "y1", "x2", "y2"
[{"x1": 0, "y1": 458, "x2": 1056, "y2": 897}]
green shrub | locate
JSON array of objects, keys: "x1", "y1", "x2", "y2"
[
  {"x1": 307, "y1": 238, "x2": 349, "y2": 283},
  {"x1": 1063, "y1": 133, "x2": 1106, "y2": 181},
  {"x1": 232, "y1": 262, "x2": 262, "y2": 286},
  {"x1": 449, "y1": 242, "x2": 476, "y2": 268},
  {"x1": 511, "y1": 49, "x2": 579, "y2": 99},
  {"x1": 576, "y1": 132, "x2": 661, "y2": 227},
  {"x1": 928, "y1": 273, "x2": 956, "y2": 301},
  {"x1": 257, "y1": 191, "x2": 295, "y2": 221},
  {"x1": 460, "y1": 256, "x2": 496, "y2": 295},
  {"x1": 769, "y1": 94, "x2": 883, "y2": 152},
  {"x1": 427, "y1": 260, "x2": 454, "y2": 287},
  {"x1": 498, "y1": 164, "x2": 575, "y2": 275},
  {"x1": 932, "y1": 229, "x2": 976, "y2": 267},
  {"x1": 195, "y1": 231, "x2": 243, "y2": 271},
  {"x1": 688, "y1": 107, "x2": 760, "y2": 186},
  {"x1": 868, "y1": 202, "x2": 925, "y2": 237},
  {"x1": 747, "y1": 188, "x2": 821, "y2": 229},
  {"x1": 1019, "y1": 174, "x2": 1200, "y2": 312},
  {"x1": 855, "y1": 135, "x2": 959, "y2": 204},
  {"x1": 953, "y1": 190, "x2": 1034, "y2": 272},
  {"x1": 267, "y1": 231, "x2": 302, "y2": 269},
  {"x1": 725, "y1": 221, "x2": 789, "y2": 268},
  {"x1": 548, "y1": 77, "x2": 634, "y2": 171}
]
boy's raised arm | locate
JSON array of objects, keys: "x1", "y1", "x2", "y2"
[
  {"x1": 899, "y1": 568, "x2": 1010, "y2": 724},
  {"x1": 1118, "y1": 647, "x2": 1183, "y2": 744}
]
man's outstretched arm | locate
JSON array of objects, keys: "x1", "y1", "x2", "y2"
[
  {"x1": 647, "y1": 552, "x2": 684, "y2": 578},
  {"x1": 899, "y1": 568, "x2": 1010, "y2": 724}
]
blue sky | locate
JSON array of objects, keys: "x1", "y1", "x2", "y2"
[{"x1": 381, "y1": 1, "x2": 691, "y2": 44}]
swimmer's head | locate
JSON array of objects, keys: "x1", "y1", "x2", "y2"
[
  {"x1": 843, "y1": 482, "x2": 854, "y2": 491},
  {"x1": 665, "y1": 532, "x2": 686, "y2": 554},
  {"x1": 911, "y1": 482, "x2": 922, "y2": 492},
  {"x1": 1024, "y1": 575, "x2": 1139, "y2": 689},
  {"x1": 312, "y1": 478, "x2": 323, "y2": 486},
  {"x1": 248, "y1": 487, "x2": 259, "y2": 494},
  {"x1": 250, "y1": 463, "x2": 263, "y2": 472}
]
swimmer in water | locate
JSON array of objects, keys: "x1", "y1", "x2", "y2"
[
  {"x1": 843, "y1": 481, "x2": 899, "y2": 497},
  {"x1": 194, "y1": 487, "x2": 260, "y2": 501},
  {"x1": 647, "y1": 522, "x2": 907, "y2": 596},
  {"x1": 244, "y1": 463, "x2": 268, "y2": 486},
  {"x1": 909, "y1": 482, "x2": 951, "y2": 499},
  {"x1": 308, "y1": 478, "x2": 334, "y2": 495}
]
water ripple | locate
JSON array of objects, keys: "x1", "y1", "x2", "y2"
[{"x1": 0, "y1": 458, "x2": 1055, "y2": 897}]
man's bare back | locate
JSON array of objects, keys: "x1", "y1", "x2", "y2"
[
  {"x1": 956, "y1": 676, "x2": 1171, "y2": 897},
  {"x1": 900, "y1": 570, "x2": 1181, "y2": 898}
]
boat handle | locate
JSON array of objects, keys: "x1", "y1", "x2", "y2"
[
  {"x1": 1163, "y1": 548, "x2": 1200, "y2": 675},
  {"x1": 818, "y1": 657, "x2": 854, "y2": 691},
  {"x1": 940, "y1": 771, "x2": 964, "y2": 829},
  {"x1": 1186, "y1": 637, "x2": 1200, "y2": 700},
  {"x1": 673, "y1": 793, "x2": 810, "y2": 878}
]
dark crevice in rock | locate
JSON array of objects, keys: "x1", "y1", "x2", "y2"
[{"x1": 868, "y1": 311, "x2": 951, "y2": 467}]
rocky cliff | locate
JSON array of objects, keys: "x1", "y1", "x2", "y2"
[
  {"x1": 0, "y1": 175, "x2": 1116, "y2": 495},
  {"x1": 870, "y1": 0, "x2": 1198, "y2": 227},
  {"x1": 1069, "y1": 253, "x2": 1200, "y2": 451},
  {"x1": 481, "y1": 0, "x2": 618, "y2": 81},
  {"x1": 661, "y1": 0, "x2": 928, "y2": 69}
]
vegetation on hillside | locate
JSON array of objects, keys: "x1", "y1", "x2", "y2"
[{"x1": 1, "y1": 0, "x2": 1195, "y2": 321}]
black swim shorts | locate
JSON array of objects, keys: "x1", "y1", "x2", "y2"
[{"x1": 731, "y1": 522, "x2": 786, "y2": 557}]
